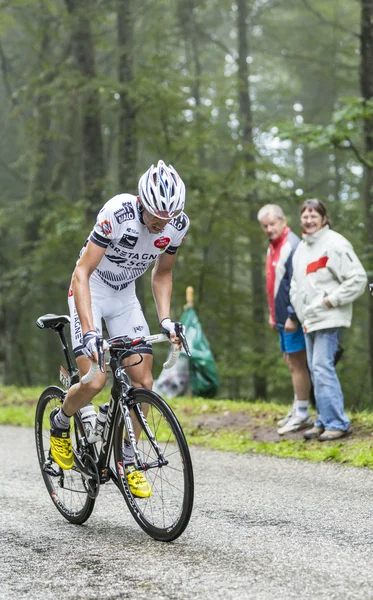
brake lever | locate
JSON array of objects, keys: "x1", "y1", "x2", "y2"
[
  {"x1": 175, "y1": 322, "x2": 191, "y2": 357},
  {"x1": 97, "y1": 337, "x2": 105, "y2": 373}
]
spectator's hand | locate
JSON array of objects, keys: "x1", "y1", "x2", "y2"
[
  {"x1": 284, "y1": 317, "x2": 298, "y2": 333},
  {"x1": 268, "y1": 316, "x2": 277, "y2": 331},
  {"x1": 160, "y1": 318, "x2": 182, "y2": 350},
  {"x1": 323, "y1": 297, "x2": 333, "y2": 309}
]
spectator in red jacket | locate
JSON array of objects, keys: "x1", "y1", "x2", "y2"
[{"x1": 258, "y1": 204, "x2": 312, "y2": 435}]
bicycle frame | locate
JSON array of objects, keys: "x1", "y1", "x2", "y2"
[{"x1": 70, "y1": 341, "x2": 169, "y2": 495}]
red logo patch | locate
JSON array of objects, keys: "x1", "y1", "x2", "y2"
[
  {"x1": 154, "y1": 237, "x2": 170, "y2": 249},
  {"x1": 101, "y1": 220, "x2": 112, "y2": 235},
  {"x1": 306, "y1": 256, "x2": 328, "y2": 275},
  {"x1": 68, "y1": 283, "x2": 73, "y2": 297}
]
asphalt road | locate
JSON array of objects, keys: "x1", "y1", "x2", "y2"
[{"x1": 2, "y1": 425, "x2": 373, "y2": 599}]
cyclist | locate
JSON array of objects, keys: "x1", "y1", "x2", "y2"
[{"x1": 49, "y1": 160, "x2": 189, "y2": 498}]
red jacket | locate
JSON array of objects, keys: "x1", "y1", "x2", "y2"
[{"x1": 266, "y1": 226, "x2": 300, "y2": 327}]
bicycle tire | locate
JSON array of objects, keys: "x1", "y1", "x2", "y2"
[
  {"x1": 35, "y1": 386, "x2": 95, "y2": 524},
  {"x1": 113, "y1": 388, "x2": 194, "y2": 542}
]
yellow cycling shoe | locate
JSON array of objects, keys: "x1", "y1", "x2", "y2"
[
  {"x1": 125, "y1": 465, "x2": 152, "y2": 498},
  {"x1": 50, "y1": 409, "x2": 74, "y2": 470}
]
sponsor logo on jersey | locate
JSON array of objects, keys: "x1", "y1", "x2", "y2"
[
  {"x1": 106, "y1": 254, "x2": 129, "y2": 265},
  {"x1": 114, "y1": 202, "x2": 135, "y2": 224},
  {"x1": 68, "y1": 283, "x2": 73, "y2": 297},
  {"x1": 133, "y1": 325, "x2": 144, "y2": 333},
  {"x1": 127, "y1": 227, "x2": 139, "y2": 235},
  {"x1": 118, "y1": 234, "x2": 138, "y2": 249},
  {"x1": 100, "y1": 220, "x2": 112, "y2": 235},
  {"x1": 74, "y1": 308, "x2": 82, "y2": 344},
  {"x1": 170, "y1": 213, "x2": 188, "y2": 231},
  {"x1": 154, "y1": 236, "x2": 170, "y2": 249}
]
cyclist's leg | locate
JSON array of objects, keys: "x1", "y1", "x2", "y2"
[
  {"x1": 63, "y1": 355, "x2": 106, "y2": 413},
  {"x1": 105, "y1": 292, "x2": 153, "y2": 426},
  {"x1": 65, "y1": 284, "x2": 107, "y2": 412},
  {"x1": 104, "y1": 289, "x2": 154, "y2": 496},
  {"x1": 104, "y1": 282, "x2": 154, "y2": 389},
  {"x1": 49, "y1": 286, "x2": 106, "y2": 469},
  {"x1": 120, "y1": 353, "x2": 154, "y2": 497}
]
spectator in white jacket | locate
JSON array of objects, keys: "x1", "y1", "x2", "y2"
[{"x1": 290, "y1": 198, "x2": 367, "y2": 441}]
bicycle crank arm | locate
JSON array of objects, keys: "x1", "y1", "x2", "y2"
[
  {"x1": 72, "y1": 453, "x2": 97, "y2": 479},
  {"x1": 73, "y1": 466, "x2": 96, "y2": 481}
]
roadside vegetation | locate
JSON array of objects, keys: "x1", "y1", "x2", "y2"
[{"x1": 2, "y1": 386, "x2": 373, "y2": 469}]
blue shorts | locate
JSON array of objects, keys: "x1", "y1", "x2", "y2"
[{"x1": 277, "y1": 324, "x2": 306, "y2": 354}]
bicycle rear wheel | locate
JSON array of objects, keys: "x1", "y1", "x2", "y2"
[
  {"x1": 113, "y1": 389, "x2": 194, "y2": 542},
  {"x1": 35, "y1": 386, "x2": 95, "y2": 524}
]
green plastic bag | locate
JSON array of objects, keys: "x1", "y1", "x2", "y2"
[{"x1": 180, "y1": 307, "x2": 220, "y2": 398}]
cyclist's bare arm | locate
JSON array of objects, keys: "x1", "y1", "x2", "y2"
[
  {"x1": 62, "y1": 242, "x2": 107, "y2": 412},
  {"x1": 72, "y1": 241, "x2": 106, "y2": 335},
  {"x1": 151, "y1": 251, "x2": 181, "y2": 347}
]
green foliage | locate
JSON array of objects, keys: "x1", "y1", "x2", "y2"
[{"x1": 278, "y1": 97, "x2": 373, "y2": 164}]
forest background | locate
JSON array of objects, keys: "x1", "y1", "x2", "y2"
[{"x1": 1, "y1": 0, "x2": 373, "y2": 409}]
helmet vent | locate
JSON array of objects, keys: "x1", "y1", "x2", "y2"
[{"x1": 138, "y1": 159, "x2": 186, "y2": 219}]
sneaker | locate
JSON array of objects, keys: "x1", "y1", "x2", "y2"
[
  {"x1": 318, "y1": 429, "x2": 352, "y2": 442},
  {"x1": 303, "y1": 425, "x2": 325, "y2": 440},
  {"x1": 277, "y1": 408, "x2": 294, "y2": 428},
  {"x1": 277, "y1": 413, "x2": 313, "y2": 435},
  {"x1": 50, "y1": 408, "x2": 74, "y2": 470},
  {"x1": 125, "y1": 465, "x2": 152, "y2": 498}
]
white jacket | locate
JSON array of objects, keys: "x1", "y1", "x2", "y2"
[{"x1": 290, "y1": 226, "x2": 367, "y2": 333}]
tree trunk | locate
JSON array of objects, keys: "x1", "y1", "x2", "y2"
[
  {"x1": 65, "y1": 0, "x2": 104, "y2": 224},
  {"x1": 116, "y1": 0, "x2": 145, "y2": 311},
  {"x1": 360, "y1": 0, "x2": 373, "y2": 389},
  {"x1": 118, "y1": 0, "x2": 137, "y2": 191},
  {"x1": 236, "y1": 0, "x2": 267, "y2": 399}
]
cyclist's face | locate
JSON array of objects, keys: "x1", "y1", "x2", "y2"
[
  {"x1": 260, "y1": 214, "x2": 286, "y2": 241},
  {"x1": 142, "y1": 209, "x2": 180, "y2": 234},
  {"x1": 300, "y1": 208, "x2": 325, "y2": 234}
]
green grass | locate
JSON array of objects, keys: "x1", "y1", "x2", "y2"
[{"x1": 2, "y1": 386, "x2": 373, "y2": 469}]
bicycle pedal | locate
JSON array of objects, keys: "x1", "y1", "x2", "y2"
[{"x1": 43, "y1": 463, "x2": 62, "y2": 477}]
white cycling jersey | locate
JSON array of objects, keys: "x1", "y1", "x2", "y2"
[
  {"x1": 68, "y1": 193, "x2": 189, "y2": 357},
  {"x1": 87, "y1": 193, "x2": 189, "y2": 292}
]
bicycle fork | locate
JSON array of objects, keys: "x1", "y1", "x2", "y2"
[{"x1": 121, "y1": 400, "x2": 169, "y2": 470}]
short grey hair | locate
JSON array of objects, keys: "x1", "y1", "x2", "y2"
[{"x1": 257, "y1": 204, "x2": 285, "y2": 223}]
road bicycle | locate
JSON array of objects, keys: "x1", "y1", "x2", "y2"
[{"x1": 34, "y1": 313, "x2": 194, "y2": 542}]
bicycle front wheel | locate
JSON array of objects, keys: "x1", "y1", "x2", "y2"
[
  {"x1": 35, "y1": 386, "x2": 95, "y2": 524},
  {"x1": 114, "y1": 389, "x2": 194, "y2": 542}
]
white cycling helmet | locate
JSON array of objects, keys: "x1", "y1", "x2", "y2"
[{"x1": 138, "y1": 160, "x2": 186, "y2": 219}]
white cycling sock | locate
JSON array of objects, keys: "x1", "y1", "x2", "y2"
[{"x1": 53, "y1": 408, "x2": 70, "y2": 430}]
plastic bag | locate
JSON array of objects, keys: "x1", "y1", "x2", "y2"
[
  {"x1": 180, "y1": 307, "x2": 219, "y2": 398},
  {"x1": 153, "y1": 354, "x2": 190, "y2": 399}
]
